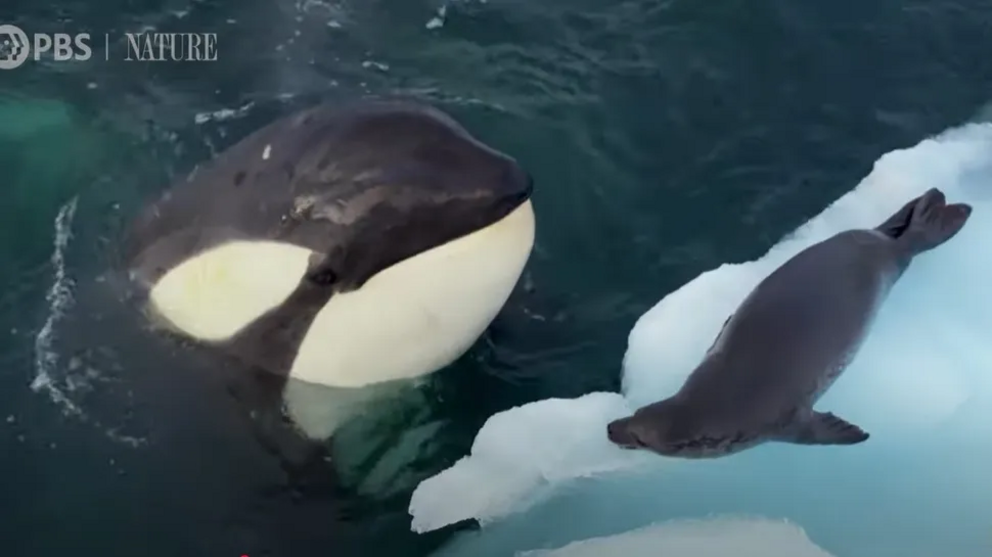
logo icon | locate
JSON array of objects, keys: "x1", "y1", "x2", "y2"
[{"x1": 0, "y1": 24, "x2": 30, "y2": 70}]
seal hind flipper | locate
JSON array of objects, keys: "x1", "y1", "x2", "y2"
[
  {"x1": 874, "y1": 195, "x2": 919, "y2": 238},
  {"x1": 878, "y1": 188, "x2": 972, "y2": 254},
  {"x1": 778, "y1": 411, "x2": 870, "y2": 446}
]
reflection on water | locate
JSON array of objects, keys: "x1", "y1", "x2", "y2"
[{"x1": 519, "y1": 517, "x2": 835, "y2": 557}]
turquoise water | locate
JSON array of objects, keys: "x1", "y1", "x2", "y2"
[{"x1": 2, "y1": 1, "x2": 992, "y2": 556}]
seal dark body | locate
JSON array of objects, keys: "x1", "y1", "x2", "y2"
[{"x1": 608, "y1": 188, "x2": 972, "y2": 459}]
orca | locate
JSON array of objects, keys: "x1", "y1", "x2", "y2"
[{"x1": 122, "y1": 98, "x2": 536, "y2": 392}]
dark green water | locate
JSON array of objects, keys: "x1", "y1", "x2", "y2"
[{"x1": 2, "y1": 1, "x2": 991, "y2": 556}]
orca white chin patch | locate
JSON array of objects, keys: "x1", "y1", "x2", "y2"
[
  {"x1": 147, "y1": 240, "x2": 313, "y2": 341},
  {"x1": 291, "y1": 199, "x2": 535, "y2": 387},
  {"x1": 145, "y1": 200, "x2": 535, "y2": 388}
]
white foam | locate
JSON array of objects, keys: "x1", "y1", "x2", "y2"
[
  {"x1": 31, "y1": 196, "x2": 83, "y2": 416},
  {"x1": 518, "y1": 516, "x2": 835, "y2": 557},
  {"x1": 426, "y1": 6, "x2": 447, "y2": 29},
  {"x1": 28, "y1": 196, "x2": 147, "y2": 448},
  {"x1": 192, "y1": 101, "x2": 254, "y2": 125},
  {"x1": 408, "y1": 121, "x2": 992, "y2": 533}
]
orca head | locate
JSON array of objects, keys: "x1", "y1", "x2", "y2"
[{"x1": 121, "y1": 100, "x2": 537, "y2": 389}]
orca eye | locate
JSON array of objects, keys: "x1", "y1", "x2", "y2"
[{"x1": 308, "y1": 268, "x2": 337, "y2": 286}]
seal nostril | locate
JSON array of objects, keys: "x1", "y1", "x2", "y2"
[{"x1": 608, "y1": 421, "x2": 631, "y2": 447}]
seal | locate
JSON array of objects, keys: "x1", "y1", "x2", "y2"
[
  {"x1": 122, "y1": 98, "x2": 536, "y2": 389},
  {"x1": 607, "y1": 188, "x2": 972, "y2": 458}
]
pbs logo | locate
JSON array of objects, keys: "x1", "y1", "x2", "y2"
[
  {"x1": 0, "y1": 24, "x2": 29, "y2": 70},
  {"x1": 0, "y1": 24, "x2": 92, "y2": 70}
]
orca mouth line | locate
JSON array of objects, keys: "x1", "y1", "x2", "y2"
[
  {"x1": 491, "y1": 175, "x2": 535, "y2": 221},
  {"x1": 508, "y1": 188, "x2": 532, "y2": 206},
  {"x1": 508, "y1": 172, "x2": 535, "y2": 206}
]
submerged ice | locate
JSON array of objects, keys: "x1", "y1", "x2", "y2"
[
  {"x1": 409, "y1": 122, "x2": 992, "y2": 556},
  {"x1": 519, "y1": 517, "x2": 835, "y2": 557}
]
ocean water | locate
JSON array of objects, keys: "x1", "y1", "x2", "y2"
[{"x1": 2, "y1": 1, "x2": 992, "y2": 556}]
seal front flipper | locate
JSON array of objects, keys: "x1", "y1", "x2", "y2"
[{"x1": 778, "y1": 411, "x2": 870, "y2": 445}]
